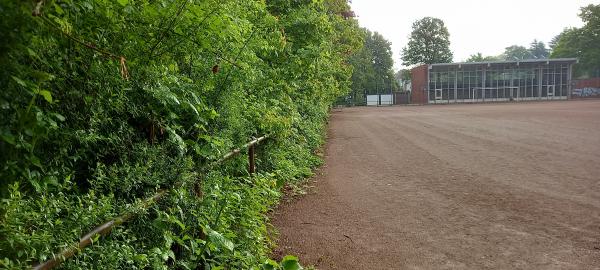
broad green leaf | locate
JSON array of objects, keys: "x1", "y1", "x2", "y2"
[
  {"x1": 29, "y1": 155, "x2": 42, "y2": 169},
  {"x1": 52, "y1": 113, "x2": 66, "y2": 122},
  {"x1": 38, "y1": 90, "x2": 53, "y2": 103},
  {"x1": 166, "y1": 127, "x2": 186, "y2": 155},
  {"x1": 281, "y1": 255, "x2": 302, "y2": 270},
  {"x1": 262, "y1": 259, "x2": 279, "y2": 270},
  {"x1": 207, "y1": 229, "x2": 234, "y2": 252},
  {"x1": 26, "y1": 48, "x2": 40, "y2": 60},
  {"x1": 54, "y1": 3, "x2": 64, "y2": 14},
  {"x1": 117, "y1": 0, "x2": 128, "y2": 6},
  {"x1": 11, "y1": 76, "x2": 27, "y2": 87},
  {"x1": 186, "y1": 101, "x2": 199, "y2": 116},
  {"x1": 0, "y1": 133, "x2": 15, "y2": 145}
]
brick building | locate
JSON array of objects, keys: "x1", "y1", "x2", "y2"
[{"x1": 411, "y1": 59, "x2": 578, "y2": 104}]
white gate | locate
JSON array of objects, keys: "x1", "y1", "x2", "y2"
[
  {"x1": 366, "y1": 94, "x2": 393, "y2": 106},
  {"x1": 366, "y1": 95, "x2": 379, "y2": 106},
  {"x1": 379, "y1": 94, "x2": 393, "y2": 105}
]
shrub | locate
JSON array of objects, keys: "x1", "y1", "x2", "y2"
[{"x1": 0, "y1": 0, "x2": 361, "y2": 268}]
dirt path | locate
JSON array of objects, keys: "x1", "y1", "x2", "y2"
[{"x1": 272, "y1": 100, "x2": 600, "y2": 270}]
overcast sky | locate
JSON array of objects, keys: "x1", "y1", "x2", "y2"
[{"x1": 350, "y1": 0, "x2": 598, "y2": 70}]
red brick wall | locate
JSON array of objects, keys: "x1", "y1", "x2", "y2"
[
  {"x1": 572, "y1": 78, "x2": 600, "y2": 98},
  {"x1": 411, "y1": 65, "x2": 428, "y2": 104},
  {"x1": 574, "y1": 78, "x2": 600, "y2": 89}
]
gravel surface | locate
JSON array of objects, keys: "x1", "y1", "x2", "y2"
[{"x1": 272, "y1": 100, "x2": 600, "y2": 270}]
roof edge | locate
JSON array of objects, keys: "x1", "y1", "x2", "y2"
[{"x1": 430, "y1": 58, "x2": 578, "y2": 67}]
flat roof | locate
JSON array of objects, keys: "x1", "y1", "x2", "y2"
[{"x1": 430, "y1": 58, "x2": 578, "y2": 68}]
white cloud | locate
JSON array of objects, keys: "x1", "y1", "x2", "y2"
[{"x1": 350, "y1": 0, "x2": 596, "y2": 69}]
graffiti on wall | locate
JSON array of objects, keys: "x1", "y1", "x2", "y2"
[{"x1": 572, "y1": 87, "x2": 600, "y2": 97}]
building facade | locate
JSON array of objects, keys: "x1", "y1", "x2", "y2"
[{"x1": 411, "y1": 59, "x2": 578, "y2": 104}]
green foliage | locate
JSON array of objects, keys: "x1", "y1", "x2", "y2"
[
  {"x1": 347, "y1": 28, "x2": 397, "y2": 105},
  {"x1": 465, "y1": 53, "x2": 500, "y2": 63},
  {"x1": 0, "y1": 0, "x2": 361, "y2": 268},
  {"x1": 528, "y1": 40, "x2": 549, "y2": 59},
  {"x1": 551, "y1": 4, "x2": 600, "y2": 78},
  {"x1": 502, "y1": 45, "x2": 531, "y2": 61},
  {"x1": 501, "y1": 41, "x2": 548, "y2": 61},
  {"x1": 401, "y1": 17, "x2": 453, "y2": 66},
  {"x1": 394, "y1": 69, "x2": 411, "y2": 92},
  {"x1": 263, "y1": 255, "x2": 304, "y2": 270}
]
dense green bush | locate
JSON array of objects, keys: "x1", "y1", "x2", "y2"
[{"x1": 0, "y1": 0, "x2": 361, "y2": 269}]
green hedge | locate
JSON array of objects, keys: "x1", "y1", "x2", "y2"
[{"x1": 0, "y1": 0, "x2": 361, "y2": 269}]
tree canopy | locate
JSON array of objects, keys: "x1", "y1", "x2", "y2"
[
  {"x1": 500, "y1": 40, "x2": 549, "y2": 61},
  {"x1": 347, "y1": 29, "x2": 397, "y2": 104},
  {"x1": 502, "y1": 45, "x2": 531, "y2": 60},
  {"x1": 401, "y1": 17, "x2": 453, "y2": 66},
  {"x1": 466, "y1": 53, "x2": 500, "y2": 63},
  {"x1": 551, "y1": 4, "x2": 600, "y2": 77},
  {"x1": 529, "y1": 39, "x2": 550, "y2": 59}
]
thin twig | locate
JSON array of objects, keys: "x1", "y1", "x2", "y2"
[{"x1": 343, "y1": 234, "x2": 354, "y2": 243}]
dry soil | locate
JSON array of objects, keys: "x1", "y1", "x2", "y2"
[{"x1": 272, "y1": 100, "x2": 600, "y2": 270}]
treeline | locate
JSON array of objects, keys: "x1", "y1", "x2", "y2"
[
  {"x1": 466, "y1": 40, "x2": 550, "y2": 63},
  {"x1": 399, "y1": 4, "x2": 599, "y2": 79},
  {"x1": 552, "y1": 4, "x2": 600, "y2": 77},
  {"x1": 0, "y1": 0, "x2": 361, "y2": 269},
  {"x1": 466, "y1": 4, "x2": 600, "y2": 78}
]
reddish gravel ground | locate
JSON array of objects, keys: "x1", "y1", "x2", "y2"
[{"x1": 272, "y1": 100, "x2": 600, "y2": 270}]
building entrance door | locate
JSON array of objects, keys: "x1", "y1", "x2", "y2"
[
  {"x1": 435, "y1": 89, "x2": 442, "y2": 100},
  {"x1": 547, "y1": 85, "x2": 555, "y2": 99}
]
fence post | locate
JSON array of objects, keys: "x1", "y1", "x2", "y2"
[{"x1": 248, "y1": 144, "x2": 255, "y2": 175}]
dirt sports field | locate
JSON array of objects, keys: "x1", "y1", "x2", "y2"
[{"x1": 272, "y1": 100, "x2": 600, "y2": 270}]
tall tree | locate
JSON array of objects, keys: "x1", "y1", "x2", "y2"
[
  {"x1": 349, "y1": 29, "x2": 397, "y2": 104},
  {"x1": 401, "y1": 17, "x2": 453, "y2": 66},
  {"x1": 552, "y1": 4, "x2": 600, "y2": 77},
  {"x1": 528, "y1": 39, "x2": 549, "y2": 59},
  {"x1": 369, "y1": 31, "x2": 396, "y2": 87},
  {"x1": 348, "y1": 30, "x2": 375, "y2": 104}
]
